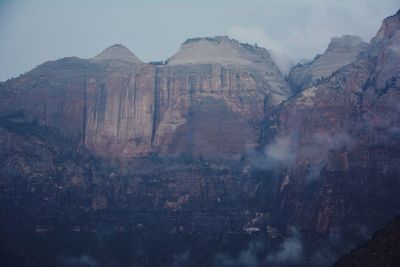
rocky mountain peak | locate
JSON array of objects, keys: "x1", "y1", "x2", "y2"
[
  {"x1": 167, "y1": 36, "x2": 271, "y2": 66},
  {"x1": 92, "y1": 44, "x2": 142, "y2": 63},
  {"x1": 166, "y1": 35, "x2": 292, "y2": 106},
  {"x1": 366, "y1": 10, "x2": 400, "y2": 90},
  {"x1": 374, "y1": 10, "x2": 400, "y2": 40},
  {"x1": 327, "y1": 35, "x2": 367, "y2": 51},
  {"x1": 288, "y1": 35, "x2": 367, "y2": 92},
  {"x1": 181, "y1": 36, "x2": 236, "y2": 46}
]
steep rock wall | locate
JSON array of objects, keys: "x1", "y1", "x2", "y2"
[{"x1": 267, "y1": 11, "x2": 400, "y2": 236}]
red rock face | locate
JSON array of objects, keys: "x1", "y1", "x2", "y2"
[
  {"x1": 288, "y1": 35, "x2": 368, "y2": 92},
  {"x1": 0, "y1": 58, "x2": 90, "y2": 143},
  {"x1": 83, "y1": 63, "x2": 158, "y2": 158},
  {"x1": 368, "y1": 12, "x2": 400, "y2": 91},
  {"x1": 268, "y1": 11, "x2": 400, "y2": 236},
  {"x1": 153, "y1": 64, "x2": 271, "y2": 159},
  {"x1": 82, "y1": 62, "x2": 268, "y2": 159},
  {"x1": 0, "y1": 41, "x2": 291, "y2": 160}
]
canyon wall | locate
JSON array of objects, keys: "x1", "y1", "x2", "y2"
[{"x1": 0, "y1": 37, "x2": 292, "y2": 160}]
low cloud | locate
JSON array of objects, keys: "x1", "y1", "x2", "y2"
[
  {"x1": 305, "y1": 132, "x2": 354, "y2": 181},
  {"x1": 312, "y1": 132, "x2": 353, "y2": 150},
  {"x1": 248, "y1": 131, "x2": 354, "y2": 182},
  {"x1": 227, "y1": 26, "x2": 296, "y2": 75},
  {"x1": 214, "y1": 230, "x2": 304, "y2": 267},
  {"x1": 244, "y1": 135, "x2": 298, "y2": 172},
  {"x1": 266, "y1": 228, "x2": 303, "y2": 265},
  {"x1": 265, "y1": 135, "x2": 297, "y2": 165},
  {"x1": 214, "y1": 241, "x2": 264, "y2": 267}
]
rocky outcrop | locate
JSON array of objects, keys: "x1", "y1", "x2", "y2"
[
  {"x1": 92, "y1": 44, "x2": 143, "y2": 63},
  {"x1": 267, "y1": 11, "x2": 400, "y2": 238},
  {"x1": 0, "y1": 38, "x2": 292, "y2": 160},
  {"x1": 367, "y1": 10, "x2": 400, "y2": 91},
  {"x1": 168, "y1": 36, "x2": 258, "y2": 66},
  {"x1": 288, "y1": 35, "x2": 368, "y2": 92}
]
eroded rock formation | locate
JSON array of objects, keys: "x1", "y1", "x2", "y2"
[
  {"x1": 268, "y1": 11, "x2": 400, "y2": 237},
  {"x1": 288, "y1": 35, "x2": 368, "y2": 92},
  {"x1": 0, "y1": 37, "x2": 292, "y2": 160}
]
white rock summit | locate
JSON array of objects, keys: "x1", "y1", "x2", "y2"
[
  {"x1": 288, "y1": 35, "x2": 368, "y2": 92},
  {"x1": 167, "y1": 36, "x2": 274, "y2": 66},
  {"x1": 166, "y1": 36, "x2": 292, "y2": 104},
  {"x1": 92, "y1": 44, "x2": 142, "y2": 64}
]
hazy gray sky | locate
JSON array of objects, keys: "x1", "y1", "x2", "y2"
[{"x1": 0, "y1": 0, "x2": 398, "y2": 81}]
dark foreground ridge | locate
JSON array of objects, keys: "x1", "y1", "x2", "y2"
[{"x1": 334, "y1": 216, "x2": 400, "y2": 267}]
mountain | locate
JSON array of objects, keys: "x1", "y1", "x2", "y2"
[
  {"x1": 92, "y1": 44, "x2": 143, "y2": 63},
  {"x1": 265, "y1": 8, "x2": 400, "y2": 247},
  {"x1": 0, "y1": 36, "x2": 291, "y2": 266},
  {"x1": 168, "y1": 36, "x2": 267, "y2": 65},
  {"x1": 167, "y1": 36, "x2": 291, "y2": 104},
  {"x1": 288, "y1": 35, "x2": 368, "y2": 92},
  {"x1": 0, "y1": 36, "x2": 291, "y2": 160},
  {"x1": 0, "y1": 10, "x2": 400, "y2": 267},
  {"x1": 333, "y1": 216, "x2": 400, "y2": 267}
]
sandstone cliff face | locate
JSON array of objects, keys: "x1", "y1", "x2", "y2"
[
  {"x1": 0, "y1": 57, "x2": 158, "y2": 158},
  {"x1": 167, "y1": 36, "x2": 291, "y2": 106},
  {"x1": 0, "y1": 57, "x2": 91, "y2": 143},
  {"x1": 83, "y1": 62, "x2": 158, "y2": 158},
  {"x1": 0, "y1": 38, "x2": 292, "y2": 160},
  {"x1": 267, "y1": 11, "x2": 400, "y2": 237},
  {"x1": 152, "y1": 64, "x2": 261, "y2": 159},
  {"x1": 288, "y1": 35, "x2": 368, "y2": 92},
  {"x1": 150, "y1": 37, "x2": 291, "y2": 159}
]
